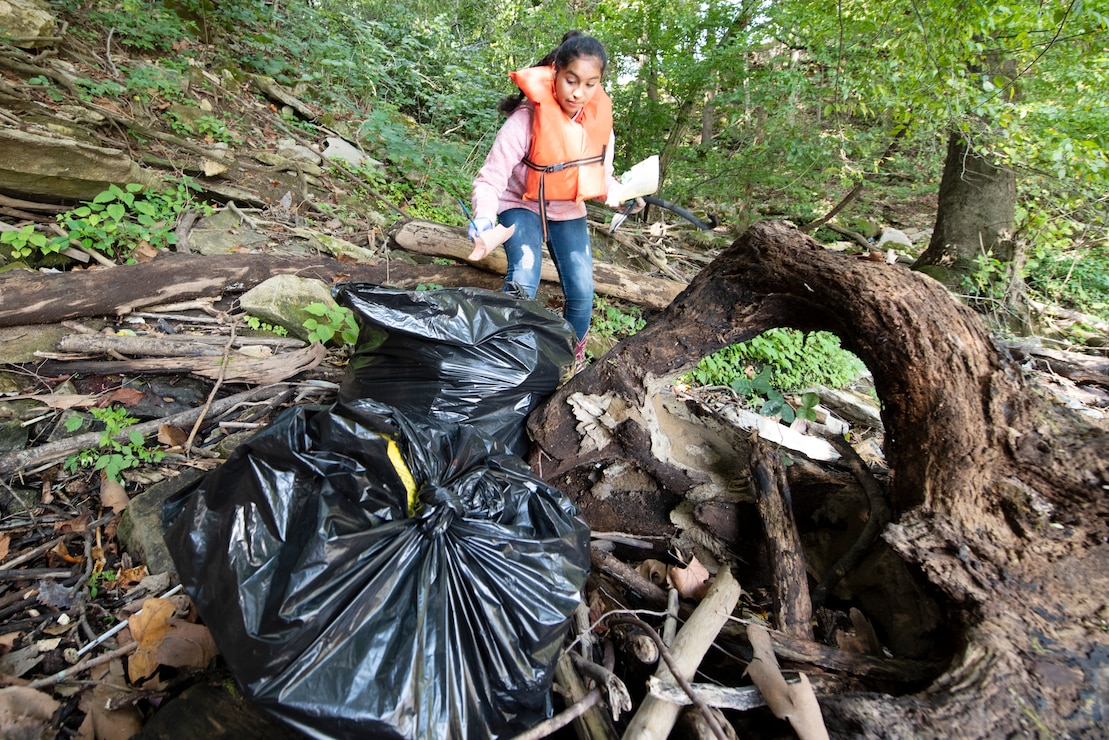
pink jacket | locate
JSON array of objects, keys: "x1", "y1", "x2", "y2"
[{"x1": 472, "y1": 103, "x2": 618, "y2": 224}]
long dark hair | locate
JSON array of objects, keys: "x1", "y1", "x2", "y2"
[{"x1": 497, "y1": 31, "x2": 608, "y2": 115}]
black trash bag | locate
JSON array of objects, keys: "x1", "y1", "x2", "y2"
[
  {"x1": 334, "y1": 284, "x2": 574, "y2": 457},
  {"x1": 162, "y1": 398, "x2": 591, "y2": 740}
]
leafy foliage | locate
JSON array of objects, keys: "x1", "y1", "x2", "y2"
[
  {"x1": 729, "y1": 367, "x2": 822, "y2": 423},
  {"x1": 56, "y1": 181, "x2": 209, "y2": 263},
  {"x1": 3, "y1": 181, "x2": 209, "y2": 265},
  {"x1": 82, "y1": 0, "x2": 195, "y2": 51},
  {"x1": 687, "y1": 329, "x2": 866, "y2": 393},
  {"x1": 303, "y1": 302, "x2": 359, "y2": 346},
  {"x1": 591, "y1": 296, "x2": 646, "y2": 343},
  {"x1": 63, "y1": 406, "x2": 165, "y2": 483},
  {"x1": 31, "y1": 0, "x2": 1109, "y2": 330},
  {"x1": 244, "y1": 316, "x2": 289, "y2": 336}
]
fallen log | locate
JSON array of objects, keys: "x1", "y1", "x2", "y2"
[
  {"x1": 389, "y1": 218, "x2": 686, "y2": 309},
  {"x1": 0, "y1": 251, "x2": 502, "y2": 328},
  {"x1": 0, "y1": 384, "x2": 295, "y2": 476},
  {"x1": 528, "y1": 220, "x2": 1109, "y2": 737},
  {"x1": 0, "y1": 232, "x2": 683, "y2": 328},
  {"x1": 39, "y1": 340, "x2": 326, "y2": 386}
]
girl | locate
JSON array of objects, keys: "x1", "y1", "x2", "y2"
[{"x1": 470, "y1": 31, "x2": 642, "y2": 369}]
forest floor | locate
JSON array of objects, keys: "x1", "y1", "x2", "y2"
[{"x1": 2, "y1": 8, "x2": 1107, "y2": 739}]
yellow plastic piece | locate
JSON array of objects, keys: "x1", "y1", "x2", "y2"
[{"x1": 385, "y1": 437, "x2": 419, "y2": 516}]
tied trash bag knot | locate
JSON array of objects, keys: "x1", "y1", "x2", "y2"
[
  {"x1": 163, "y1": 398, "x2": 590, "y2": 739},
  {"x1": 421, "y1": 484, "x2": 465, "y2": 535}
]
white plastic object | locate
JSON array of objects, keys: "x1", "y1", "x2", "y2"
[{"x1": 606, "y1": 155, "x2": 659, "y2": 206}]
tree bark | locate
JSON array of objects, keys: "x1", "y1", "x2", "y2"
[
  {"x1": 0, "y1": 235, "x2": 685, "y2": 327},
  {"x1": 528, "y1": 220, "x2": 1108, "y2": 737},
  {"x1": 0, "y1": 251, "x2": 505, "y2": 328},
  {"x1": 914, "y1": 131, "x2": 1017, "y2": 286}
]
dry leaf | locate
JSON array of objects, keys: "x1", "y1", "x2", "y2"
[
  {"x1": 127, "y1": 598, "x2": 218, "y2": 682},
  {"x1": 99, "y1": 475, "x2": 130, "y2": 514},
  {"x1": 0, "y1": 534, "x2": 9, "y2": 562},
  {"x1": 637, "y1": 559, "x2": 669, "y2": 587},
  {"x1": 48, "y1": 540, "x2": 82, "y2": 566},
  {"x1": 0, "y1": 686, "x2": 60, "y2": 739},
  {"x1": 55, "y1": 513, "x2": 91, "y2": 535},
  {"x1": 0, "y1": 393, "x2": 101, "y2": 410},
  {"x1": 157, "y1": 424, "x2": 190, "y2": 449},
  {"x1": 117, "y1": 565, "x2": 149, "y2": 589},
  {"x1": 669, "y1": 555, "x2": 711, "y2": 600},
  {"x1": 78, "y1": 663, "x2": 143, "y2": 740},
  {"x1": 105, "y1": 387, "x2": 147, "y2": 407},
  {"x1": 127, "y1": 599, "x2": 175, "y2": 682}
]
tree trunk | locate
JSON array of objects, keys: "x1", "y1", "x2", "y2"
[
  {"x1": 914, "y1": 131, "x2": 1017, "y2": 283},
  {"x1": 528, "y1": 220, "x2": 1108, "y2": 737},
  {"x1": 656, "y1": 97, "x2": 697, "y2": 194}
]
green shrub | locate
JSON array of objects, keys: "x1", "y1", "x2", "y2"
[
  {"x1": 591, "y1": 297, "x2": 646, "y2": 342},
  {"x1": 686, "y1": 329, "x2": 865, "y2": 392},
  {"x1": 303, "y1": 302, "x2": 359, "y2": 346},
  {"x1": 64, "y1": 406, "x2": 165, "y2": 483},
  {"x1": 50, "y1": 180, "x2": 210, "y2": 263}
]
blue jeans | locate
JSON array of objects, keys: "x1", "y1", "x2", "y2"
[{"x1": 498, "y1": 208, "x2": 594, "y2": 341}]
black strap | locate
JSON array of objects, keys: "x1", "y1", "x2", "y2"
[
  {"x1": 523, "y1": 146, "x2": 607, "y2": 240},
  {"x1": 642, "y1": 196, "x2": 719, "y2": 231}
]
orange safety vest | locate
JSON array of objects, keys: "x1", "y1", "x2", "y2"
[{"x1": 509, "y1": 65, "x2": 613, "y2": 207}]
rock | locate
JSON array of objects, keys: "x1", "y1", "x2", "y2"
[
  {"x1": 132, "y1": 680, "x2": 306, "y2": 740},
  {"x1": 252, "y1": 152, "x2": 324, "y2": 176},
  {"x1": 0, "y1": 128, "x2": 161, "y2": 201},
  {"x1": 117, "y1": 468, "x2": 207, "y2": 578},
  {"x1": 274, "y1": 138, "x2": 320, "y2": 164},
  {"x1": 238, "y1": 274, "x2": 335, "y2": 341},
  {"x1": 57, "y1": 105, "x2": 107, "y2": 126},
  {"x1": 841, "y1": 218, "x2": 883, "y2": 239},
  {"x1": 876, "y1": 227, "x2": 913, "y2": 249},
  {"x1": 321, "y1": 137, "x2": 382, "y2": 170},
  {"x1": 188, "y1": 208, "x2": 270, "y2": 254},
  {"x1": 0, "y1": 324, "x2": 71, "y2": 363},
  {"x1": 0, "y1": 0, "x2": 56, "y2": 48},
  {"x1": 904, "y1": 228, "x2": 933, "y2": 245}
]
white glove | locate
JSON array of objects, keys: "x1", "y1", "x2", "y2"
[{"x1": 605, "y1": 184, "x2": 627, "y2": 208}]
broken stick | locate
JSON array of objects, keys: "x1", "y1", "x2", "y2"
[
  {"x1": 751, "y1": 436, "x2": 814, "y2": 640},
  {"x1": 621, "y1": 566, "x2": 742, "y2": 739},
  {"x1": 0, "y1": 385, "x2": 289, "y2": 476},
  {"x1": 745, "y1": 623, "x2": 830, "y2": 740}
]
